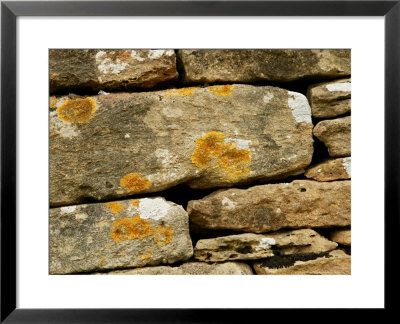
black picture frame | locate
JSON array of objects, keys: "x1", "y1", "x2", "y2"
[{"x1": 1, "y1": 0, "x2": 398, "y2": 322}]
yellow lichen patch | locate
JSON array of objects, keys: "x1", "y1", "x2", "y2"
[
  {"x1": 191, "y1": 131, "x2": 251, "y2": 181},
  {"x1": 165, "y1": 87, "x2": 197, "y2": 97},
  {"x1": 120, "y1": 173, "x2": 151, "y2": 193},
  {"x1": 153, "y1": 225, "x2": 174, "y2": 247},
  {"x1": 49, "y1": 96, "x2": 58, "y2": 109},
  {"x1": 110, "y1": 215, "x2": 154, "y2": 243},
  {"x1": 98, "y1": 256, "x2": 107, "y2": 266},
  {"x1": 130, "y1": 199, "x2": 140, "y2": 208},
  {"x1": 105, "y1": 202, "x2": 125, "y2": 214},
  {"x1": 208, "y1": 85, "x2": 235, "y2": 97},
  {"x1": 57, "y1": 97, "x2": 96, "y2": 123},
  {"x1": 139, "y1": 251, "x2": 152, "y2": 260}
]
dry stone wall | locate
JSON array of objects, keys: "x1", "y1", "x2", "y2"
[{"x1": 49, "y1": 49, "x2": 351, "y2": 275}]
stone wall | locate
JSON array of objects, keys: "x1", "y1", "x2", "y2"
[{"x1": 49, "y1": 49, "x2": 351, "y2": 275}]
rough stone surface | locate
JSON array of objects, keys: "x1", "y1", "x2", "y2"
[
  {"x1": 178, "y1": 49, "x2": 350, "y2": 83},
  {"x1": 194, "y1": 229, "x2": 337, "y2": 262},
  {"x1": 49, "y1": 49, "x2": 178, "y2": 93},
  {"x1": 307, "y1": 78, "x2": 351, "y2": 118},
  {"x1": 329, "y1": 228, "x2": 351, "y2": 246},
  {"x1": 97, "y1": 261, "x2": 253, "y2": 275},
  {"x1": 188, "y1": 180, "x2": 351, "y2": 233},
  {"x1": 49, "y1": 197, "x2": 193, "y2": 274},
  {"x1": 50, "y1": 84, "x2": 313, "y2": 206},
  {"x1": 313, "y1": 116, "x2": 351, "y2": 157},
  {"x1": 305, "y1": 157, "x2": 351, "y2": 181},
  {"x1": 253, "y1": 249, "x2": 350, "y2": 275}
]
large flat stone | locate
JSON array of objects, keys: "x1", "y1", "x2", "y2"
[
  {"x1": 305, "y1": 157, "x2": 351, "y2": 181},
  {"x1": 307, "y1": 78, "x2": 351, "y2": 118},
  {"x1": 50, "y1": 84, "x2": 313, "y2": 206},
  {"x1": 50, "y1": 49, "x2": 178, "y2": 93},
  {"x1": 178, "y1": 49, "x2": 350, "y2": 83},
  {"x1": 188, "y1": 180, "x2": 351, "y2": 233},
  {"x1": 313, "y1": 116, "x2": 351, "y2": 157},
  {"x1": 50, "y1": 197, "x2": 193, "y2": 274},
  {"x1": 97, "y1": 261, "x2": 253, "y2": 275},
  {"x1": 194, "y1": 229, "x2": 337, "y2": 262},
  {"x1": 253, "y1": 250, "x2": 351, "y2": 275}
]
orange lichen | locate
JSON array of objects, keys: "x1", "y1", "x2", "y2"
[
  {"x1": 191, "y1": 131, "x2": 251, "y2": 181},
  {"x1": 49, "y1": 96, "x2": 58, "y2": 109},
  {"x1": 120, "y1": 173, "x2": 151, "y2": 193},
  {"x1": 208, "y1": 85, "x2": 235, "y2": 96},
  {"x1": 139, "y1": 251, "x2": 153, "y2": 260},
  {"x1": 110, "y1": 215, "x2": 153, "y2": 243},
  {"x1": 98, "y1": 256, "x2": 107, "y2": 266},
  {"x1": 153, "y1": 225, "x2": 174, "y2": 247},
  {"x1": 165, "y1": 87, "x2": 197, "y2": 96},
  {"x1": 130, "y1": 199, "x2": 140, "y2": 208},
  {"x1": 105, "y1": 202, "x2": 125, "y2": 214},
  {"x1": 57, "y1": 97, "x2": 96, "y2": 123}
]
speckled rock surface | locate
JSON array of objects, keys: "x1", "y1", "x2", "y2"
[
  {"x1": 49, "y1": 197, "x2": 193, "y2": 274},
  {"x1": 50, "y1": 84, "x2": 313, "y2": 206},
  {"x1": 307, "y1": 78, "x2": 351, "y2": 118},
  {"x1": 194, "y1": 229, "x2": 337, "y2": 262},
  {"x1": 178, "y1": 49, "x2": 350, "y2": 83},
  {"x1": 188, "y1": 180, "x2": 351, "y2": 233},
  {"x1": 97, "y1": 261, "x2": 253, "y2": 275},
  {"x1": 329, "y1": 228, "x2": 351, "y2": 246},
  {"x1": 253, "y1": 249, "x2": 351, "y2": 275},
  {"x1": 313, "y1": 116, "x2": 351, "y2": 157},
  {"x1": 305, "y1": 157, "x2": 351, "y2": 181},
  {"x1": 49, "y1": 49, "x2": 178, "y2": 93}
]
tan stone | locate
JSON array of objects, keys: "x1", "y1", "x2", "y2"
[
  {"x1": 178, "y1": 49, "x2": 350, "y2": 83},
  {"x1": 97, "y1": 261, "x2": 253, "y2": 275},
  {"x1": 253, "y1": 250, "x2": 351, "y2": 275},
  {"x1": 49, "y1": 49, "x2": 178, "y2": 93},
  {"x1": 49, "y1": 197, "x2": 193, "y2": 274},
  {"x1": 307, "y1": 78, "x2": 351, "y2": 118},
  {"x1": 50, "y1": 85, "x2": 313, "y2": 206},
  {"x1": 188, "y1": 180, "x2": 351, "y2": 233},
  {"x1": 194, "y1": 229, "x2": 337, "y2": 262},
  {"x1": 305, "y1": 157, "x2": 351, "y2": 181},
  {"x1": 329, "y1": 228, "x2": 351, "y2": 246},
  {"x1": 313, "y1": 116, "x2": 351, "y2": 157}
]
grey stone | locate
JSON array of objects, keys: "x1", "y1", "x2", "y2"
[{"x1": 49, "y1": 197, "x2": 193, "y2": 274}]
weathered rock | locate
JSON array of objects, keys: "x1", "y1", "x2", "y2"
[
  {"x1": 307, "y1": 78, "x2": 351, "y2": 118},
  {"x1": 253, "y1": 249, "x2": 350, "y2": 275},
  {"x1": 188, "y1": 180, "x2": 351, "y2": 233},
  {"x1": 194, "y1": 229, "x2": 337, "y2": 262},
  {"x1": 329, "y1": 228, "x2": 351, "y2": 246},
  {"x1": 305, "y1": 157, "x2": 351, "y2": 181},
  {"x1": 49, "y1": 197, "x2": 193, "y2": 274},
  {"x1": 313, "y1": 116, "x2": 351, "y2": 157},
  {"x1": 50, "y1": 84, "x2": 314, "y2": 206},
  {"x1": 178, "y1": 49, "x2": 350, "y2": 83},
  {"x1": 49, "y1": 49, "x2": 178, "y2": 93},
  {"x1": 97, "y1": 261, "x2": 253, "y2": 275}
]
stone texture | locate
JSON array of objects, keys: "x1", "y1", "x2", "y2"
[
  {"x1": 253, "y1": 249, "x2": 350, "y2": 275},
  {"x1": 49, "y1": 197, "x2": 193, "y2": 274},
  {"x1": 194, "y1": 229, "x2": 337, "y2": 262},
  {"x1": 313, "y1": 116, "x2": 351, "y2": 157},
  {"x1": 178, "y1": 49, "x2": 350, "y2": 83},
  {"x1": 188, "y1": 180, "x2": 351, "y2": 233},
  {"x1": 50, "y1": 84, "x2": 314, "y2": 206},
  {"x1": 307, "y1": 78, "x2": 351, "y2": 118},
  {"x1": 329, "y1": 228, "x2": 351, "y2": 246},
  {"x1": 49, "y1": 49, "x2": 178, "y2": 93},
  {"x1": 305, "y1": 157, "x2": 351, "y2": 181},
  {"x1": 97, "y1": 261, "x2": 253, "y2": 275}
]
